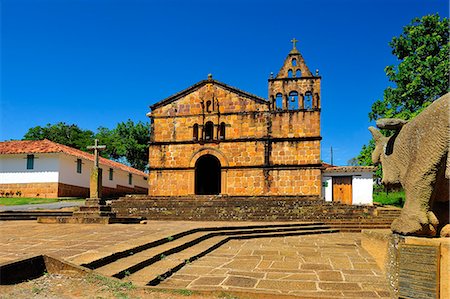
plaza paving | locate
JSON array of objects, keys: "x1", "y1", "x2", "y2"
[{"x1": 0, "y1": 221, "x2": 391, "y2": 298}]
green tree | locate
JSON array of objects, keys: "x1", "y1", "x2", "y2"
[
  {"x1": 23, "y1": 122, "x2": 94, "y2": 150},
  {"x1": 23, "y1": 120, "x2": 150, "y2": 172},
  {"x1": 97, "y1": 120, "x2": 150, "y2": 171},
  {"x1": 357, "y1": 14, "x2": 449, "y2": 169}
]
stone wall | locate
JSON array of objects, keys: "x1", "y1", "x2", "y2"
[
  {"x1": 0, "y1": 183, "x2": 59, "y2": 198},
  {"x1": 149, "y1": 83, "x2": 322, "y2": 197},
  {"x1": 0, "y1": 182, "x2": 148, "y2": 199},
  {"x1": 58, "y1": 182, "x2": 89, "y2": 197}
]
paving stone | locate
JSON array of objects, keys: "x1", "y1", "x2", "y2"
[
  {"x1": 288, "y1": 290, "x2": 344, "y2": 297},
  {"x1": 301, "y1": 263, "x2": 333, "y2": 270},
  {"x1": 208, "y1": 268, "x2": 229, "y2": 275},
  {"x1": 177, "y1": 266, "x2": 215, "y2": 275},
  {"x1": 342, "y1": 269, "x2": 377, "y2": 275},
  {"x1": 158, "y1": 278, "x2": 191, "y2": 288},
  {"x1": 190, "y1": 276, "x2": 226, "y2": 286},
  {"x1": 343, "y1": 274, "x2": 388, "y2": 283},
  {"x1": 318, "y1": 282, "x2": 362, "y2": 291},
  {"x1": 360, "y1": 282, "x2": 391, "y2": 291},
  {"x1": 281, "y1": 273, "x2": 318, "y2": 281},
  {"x1": 255, "y1": 260, "x2": 272, "y2": 269},
  {"x1": 170, "y1": 274, "x2": 199, "y2": 281},
  {"x1": 253, "y1": 250, "x2": 279, "y2": 255},
  {"x1": 223, "y1": 276, "x2": 258, "y2": 288},
  {"x1": 222, "y1": 259, "x2": 260, "y2": 270},
  {"x1": 342, "y1": 290, "x2": 380, "y2": 297},
  {"x1": 256, "y1": 280, "x2": 317, "y2": 291},
  {"x1": 376, "y1": 290, "x2": 393, "y2": 297},
  {"x1": 317, "y1": 270, "x2": 343, "y2": 281},
  {"x1": 270, "y1": 261, "x2": 300, "y2": 270},
  {"x1": 228, "y1": 271, "x2": 265, "y2": 279},
  {"x1": 352, "y1": 262, "x2": 379, "y2": 270}
]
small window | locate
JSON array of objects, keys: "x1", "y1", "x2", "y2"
[
  {"x1": 275, "y1": 93, "x2": 283, "y2": 110},
  {"x1": 26, "y1": 154, "x2": 34, "y2": 170},
  {"x1": 288, "y1": 69, "x2": 293, "y2": 78},
  {"x1": 128, "y1": 173, "x2": 133, "y2": 185},
  {"x1": 205, "y1": 121, "x2": 214, "y2": 140},
  {"x1": 76, "y1": 159, "x2": 82, "y2": 173},
  {"x1": 109, "y1": 168, "x2": 113, "y2": 180},
  {"x1": 193, "y1": 124, "x2": 199, "y2": 140},
  {"x1": 295, "y1": 69, "x2": 301, "y2": 77},
  {"x1": 206, "y1": 100, "x2": 212, "y2": 113},
  {"x1": 289, "y1": 91, "x2": 299, "y2": 110},
  {"x1": 219, "y1": 122, "x2": 226, "y2": 140},
  {"x1": 304, "y1": 92, "x2": 313, "y2": 109},
  {"x1": 292, "y1": 58, "x2": 297, "y2": 66}
]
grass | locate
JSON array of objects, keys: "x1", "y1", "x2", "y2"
[
  {"x1": 86, "y1": 273, "x2": 134, "y2": 299},
  {"x1": 0, "y1": 197, "x2": 84, "y2": 206},
  {"x1": 373, "y1": 190, "x2": 405, "y2": 207}
]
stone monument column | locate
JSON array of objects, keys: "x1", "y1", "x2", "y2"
[{"x1": 87, "y1": 139, "x2": 106, "y2": 200}]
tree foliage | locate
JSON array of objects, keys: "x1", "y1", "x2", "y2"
[
  {"x1": 23, "y1": 122, "x2": 95, "y2": 150},
  {"x1": 23, "y1": 120, "x2": 150, "y2": 171},
  {"x1": 97, "y1": 120, "x2": 150, "y2": 171},
  {"x1": 369, "y1": 14, "x2": 449, "y2": 121},
  {"x1": 357, "y1": 14, "x2": 449, "y2": 170}
]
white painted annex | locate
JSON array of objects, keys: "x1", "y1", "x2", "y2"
[
  {"x1": 0, "y1": 153, "x2": 59, "y2": 184},
  {"x1": 0, "y1": 140, "x2": 148, "y2": 198},
  {"x1": 322, "y1": 166, "x2": 374, "y2": 205}
]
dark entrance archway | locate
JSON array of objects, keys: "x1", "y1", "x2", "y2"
[{"x1": 195, "y1": 154, "x2": 221, "y2": 195}]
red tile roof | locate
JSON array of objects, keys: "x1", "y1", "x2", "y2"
[{"x1": 0, "y1": 139, "x2": 147, "y2": 177}]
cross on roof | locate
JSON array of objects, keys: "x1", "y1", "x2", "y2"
[
  {"x1": 87, "y1": 139, "x2": 106, "y2": 168},
  {"x1": 291, "y1": 38, "x2": 298, "y2": 50}
]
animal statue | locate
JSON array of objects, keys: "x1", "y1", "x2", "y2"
[{"x1": 369, "y1": 93, "x2": 449, "y2": 237}]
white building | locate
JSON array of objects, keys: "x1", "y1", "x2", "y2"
[
  {"x1": 0, "y1": 140, "x2": 148, "y2": 198},
  {"x1": 322, "y1": 165, "x2": 374, "y2": 205}
]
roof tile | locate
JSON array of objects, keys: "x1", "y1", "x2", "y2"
[{"x1": 0, "y1": 140, "x2": 147, "y2": 177}]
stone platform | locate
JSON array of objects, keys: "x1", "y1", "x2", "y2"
[
  {"x1": 0, "y1": 220, "x2": 392, "y2": 298},
  {"x1": 37, "y1": 198, "x2": 143, "y2": 224},
  {"x1": 112, "y1": 195, "x2": 401, "y2": 230}
]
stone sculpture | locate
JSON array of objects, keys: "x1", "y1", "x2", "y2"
[{"x1": 369, "y1": 93, "x2": 449, "y2": 237}]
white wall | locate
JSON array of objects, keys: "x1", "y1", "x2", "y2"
[
  {"x1": 1, "y1": 153, "x2": 147, "y2": 190},
  {"x1": 58, "y1": 154, "x2": 90, "y2": 187},
  {"x1": 58, "y1": 153, "x2": 147, "y2": 189},
  {"x1": 322, "y1": 172, "x2": 373, "y2": 205},
  {"x1": 351, "y1": 172, "x2": 373, "y2": 205},
  {"x1": 0, "y1": 154, "x2": 59, "y2": 183},
  {"x1": 322, "y1": 177, "x2": 333, "y2": 202}
]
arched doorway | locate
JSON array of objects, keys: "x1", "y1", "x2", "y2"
[{"x1": 195, "y1": 154, "x2": 221, "y2": 195}]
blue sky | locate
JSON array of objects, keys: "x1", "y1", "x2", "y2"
[{"x1": 1, "y1": 0, "x2": 448, "y2": 165}]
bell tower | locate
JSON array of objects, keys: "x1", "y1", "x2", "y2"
[{"x1": 268, "y1": 39, "x2": 321, "y2": 111}]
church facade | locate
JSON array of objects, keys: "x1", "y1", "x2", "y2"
[{"x1": 147, "y1": 42, "x2": 322, "y2": 197}]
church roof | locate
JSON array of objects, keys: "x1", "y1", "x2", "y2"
[
  {"x1": 150, "y1": 78, "x2": 268, "y2": 110},
  {"x1": 0, "y1": 139, "x2": 147, "y2": 176}
]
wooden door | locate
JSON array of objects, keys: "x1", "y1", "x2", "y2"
[{"x1": 332, "y1": 176, "x2": 352, "y2": 205}]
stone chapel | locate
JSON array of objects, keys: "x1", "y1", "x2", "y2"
[{"x1": 147, "y1": 41, "x2": 322, "y2": 197}]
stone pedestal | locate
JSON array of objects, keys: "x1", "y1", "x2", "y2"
[
  {"x1": 362, "y1": 230, "x2": 449, "y2": 299},
  {"x1": 37, "y1": 198, "x2": 144, "y2": 224},
  {"x1": 89, "y1": 168, "x2": 102, "y2": 199}
]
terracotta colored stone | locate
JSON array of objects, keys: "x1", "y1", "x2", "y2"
[{"x1": 223, "y1": 276, "x2": 258, "y2": 288}]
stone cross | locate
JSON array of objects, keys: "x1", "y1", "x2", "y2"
[
  {"x1": 87, "y1": 139, "x2": 106, "y2": 168},
  {"x1": 87, "y1": 139, "x2": 106, "y2": 199},
  {"x1": 291, "y1": 38, "x2": 298, "y2": 50}
]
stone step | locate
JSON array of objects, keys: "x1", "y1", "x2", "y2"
[
  {"x1": 0, "y1": 211, "x2": 73, "y2": 221},
  {"x1": 72, "y1": 211, "x2": 116, "y2": 217},
  {"x1": 37, "y1": 216, "x2": 143, "y2": 224},
  {"x1": 78, "y1": 206, "x2": 112, "y2": 212},
  {"x1": 126, "y1": 228, "x2": 338, "y2": 287},
  {"x1": 95, "y1": 224, "x2": 330, "y2": 278},
  {"x1": 82, "y1": 222, "x2": 325, "y2": 270}
]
